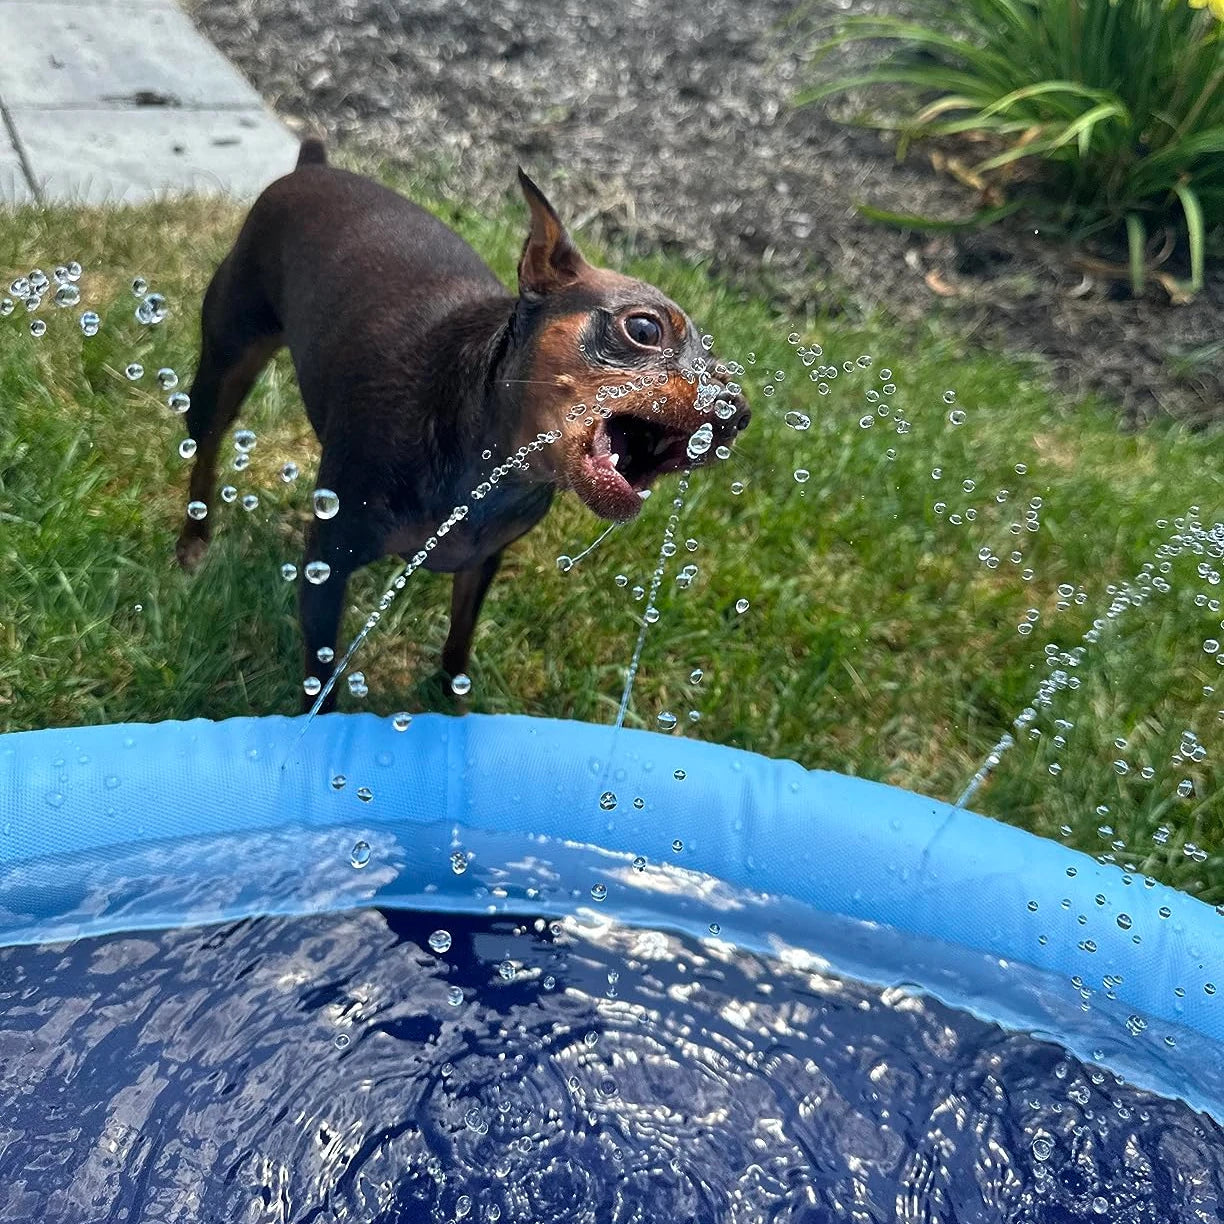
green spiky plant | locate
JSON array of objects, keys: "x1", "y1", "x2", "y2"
[{"x1": 798, "y1": 0, "x2": 1224, "y2": 296}]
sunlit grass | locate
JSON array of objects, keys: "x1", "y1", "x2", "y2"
[{"x1": 1, "y1": 155, "x2": 1221, "y2": 899}]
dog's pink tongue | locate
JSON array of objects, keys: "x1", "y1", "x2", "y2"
[{"x1": 579, "y1": 451, "x2": 647, "y2": 522}]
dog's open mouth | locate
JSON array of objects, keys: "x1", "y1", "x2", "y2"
[{"x1": 576, "y1": 411, "x2": 701, "y2": 520}]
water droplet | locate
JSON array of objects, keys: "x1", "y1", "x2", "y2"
[
  {"x1": 1116, "y1": 913, "x2": 1133, "y2": 930},
  {"x1": 178, "y1": 438, "x2": 197, "y2": 459},
  {"x1": 305, "y1": 560, "x2": 331, "y2": 585},
  {"x1": 447, "y1": 985, "x2": 464, "y2": 1006},
  {"x1": 350, "y1": 840, "x2": 371, "y2": 868},
  {"x1": 735, "y1": 598, "x2": 749, "y2": 614},
  {"x1": 313, "y1": 488, "x2": 340, "y2": 519},
  {"x1": 730, "y1": 481, "x2": 744, "y2": 495},
  {"x1": 948, "y1": 409, "x2": 967, "y2": 426},
  {"x1": 54, "y1": 283, "x2": 80, "y2": 308},
  {"x1": 186, "y1": 500, "x2": 207, "y2": 521},
  {"x1": 686, "y1": 422, "x2": 713, "y2": 459},
  {"x1": 167, "y1": 391, "x2": 190, "y2": 414},
  {"x1": 79, "y1": 310, "x2": 100, "y2": 336},
  {"x1": 450, "y1": 850, "x2": 468, "y2": 875},
  {"x1": 156, "y1": 367, "x2": 178, "y2": 391},
  {"x1": 556, "y1": 554, "x2": 573, "y2": 572},
  {"x1": 232, "y1": 429, "x2": 256, "y2": 453},
  {"x1": 392, "y1": 711, "x2": 412, "y2": 732},
  {"x1": 280, "y1": 562, "x2": 297, "y2": 581},
  {"x1": 1032, "y1": 1134, "x2": 1053, "y2": 1161},
  {"x1": 29, "y1": 319, "x2": 45, "y2": 337},
  {"x1": 632, "y1": 855, "x2": 646, "y2": 871},
  {"x1": 303, "y1": 676, "x2": 322, "y2": 697},
  {"x1": 497, "y1": 960, "x2": 516, "y2": 982},
  {"x1": 241, "y1": 493, "x2": 259, "y2": 512},
  {"x1": 131, "y1": 276, "x2": 148, "y2": 296},
  {"x1": 334, "y1": 1032, "x2": 350, "y2": 1050},
  {"x1": 451, "y1": 673, "x2": 472, "y2": 697},
  {"x1": 280, "y1": 461, "x2": 299, "y2": 483},
  {"x1": 794, "y1": 468, "x2": 810, "y2": 483},
  {"x1": 1177, "y1": 778, "x2": 1194, "y2": 799},
  {"x1": 656, "y1": 711, "x2": 678, "y2": 732},
  {"x1": 689, "y1": 668, "x2": 704, "y2": 685},
  {"x1": 590, "y1": 882, "x2": 608, "y2": 901},
  {"x1": 784, "y1": 410, "x2": 810, "y2": 431},
  {"x1": 858, "y1": 414, "x2": 874, "y2": 429},
  {"x1": 135, "y1": 292, "x2": 167, "y2": 325},
  {"x1": 428, "y1": 929, "x2": 452, "y2": 954},
  {"x1": 942, "y1": 390, "x2": 957, "y2": 404}
]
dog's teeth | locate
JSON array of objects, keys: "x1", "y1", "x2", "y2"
[{"x1": 609, "y1": 452, "x2": 621, "y2": 470}]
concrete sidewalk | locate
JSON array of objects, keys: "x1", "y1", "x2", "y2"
[{"x1": 0, "y1": 0, "x2": 298, "y2": 205}]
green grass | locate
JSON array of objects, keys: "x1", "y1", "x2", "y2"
[{"x1": 2, "y1": 155, "x2": 1222, "y2": 900}]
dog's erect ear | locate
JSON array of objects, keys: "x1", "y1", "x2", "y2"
[{"x1": 517, "y1": 168, "x2": 589, "y2": 297}]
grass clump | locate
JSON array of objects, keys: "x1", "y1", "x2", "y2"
[
  {"x1": 799, "y1": 0, "x2": 1224, "y2": 295},
  {"x1": 1, "y1": 155, "x2": 1222, "y2": 899}
]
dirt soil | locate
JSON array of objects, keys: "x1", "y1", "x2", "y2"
[{"x1": 189, "y1": 0, "x2": 1221, "y2": 425}]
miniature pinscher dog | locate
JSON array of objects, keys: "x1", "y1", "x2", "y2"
[{"x1": 176, "y1": 139, "x2": 750, "y2": 712}]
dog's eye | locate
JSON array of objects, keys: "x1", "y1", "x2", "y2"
[{"x1": 623, "y1": 314, "x2": 663, "y2": 348}]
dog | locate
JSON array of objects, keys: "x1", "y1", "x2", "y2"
[{"x1": 176, "y1": 139, "x2": 751, "y2": 712}]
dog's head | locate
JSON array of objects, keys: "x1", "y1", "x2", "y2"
[{"x1": 509, "y1": 170, "x2": 750, "y2": 522}]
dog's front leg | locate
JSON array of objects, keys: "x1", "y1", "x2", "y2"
[
  {"x1": 441, "y1": 551, "x2": 504, "y2": 684},
  {"x1": 298, "y1": 505, "x2": 386, "y2": 713}
]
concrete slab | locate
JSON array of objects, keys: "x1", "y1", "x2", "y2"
[
  {"x1": 0, "y1": 120, "x2": 34, "y2": 205},
  {"x1": 0, "y1": 2, "x2": 264, "y2": 109},
  {"x1": 15, "y1": 106, "x2": 299, "y2": 205}
]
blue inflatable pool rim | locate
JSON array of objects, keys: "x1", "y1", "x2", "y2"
[{"x1": 2, "y1": 712, "x2": 1222, "y2": 1118}]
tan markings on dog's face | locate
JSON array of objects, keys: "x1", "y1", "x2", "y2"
[{"x1": 523, "y1": 279, "x2": 750, "y2": 522}]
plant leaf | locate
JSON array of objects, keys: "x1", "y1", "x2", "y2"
[
  {"x1": 1125, "y1": 213, "x2": 1147, "y2": 295},
  {"x1": 1172, "y1": 181, "x2": 1206, "y2": 294}
]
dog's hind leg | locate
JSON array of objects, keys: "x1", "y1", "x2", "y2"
[{"x1": 175, "y1": 258, "x2": 282, "y2": 571}]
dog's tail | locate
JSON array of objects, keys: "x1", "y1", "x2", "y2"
[{"x1": 296, "y1": 137, "x2": 328, "y2": 168}]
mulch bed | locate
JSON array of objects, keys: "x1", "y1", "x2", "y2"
[{"x1": 190, "y1": 0, "x2": 1221, "y2": 425}]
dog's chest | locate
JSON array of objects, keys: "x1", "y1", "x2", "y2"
[{"x1": 381, "y1": 482, "x2": 555, "y2": 572}]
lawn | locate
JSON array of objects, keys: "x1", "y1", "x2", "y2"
[{"x1": 1, "y1": 155, "x2": 1221, "y2": 900}]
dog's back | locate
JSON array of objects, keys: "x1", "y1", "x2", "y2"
[
  {"x1": 212, "y1": 142, "x2": 513, "y2": 445},
  {"x1": 237, "y1": 144, "x2": 506, "y2": 349}
]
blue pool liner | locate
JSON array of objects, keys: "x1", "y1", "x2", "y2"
[{"x1": 2, "y1": 713, "x2": 1222, "y2": 1116}]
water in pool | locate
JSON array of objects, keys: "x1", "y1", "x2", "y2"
[{"x1": 2, "y1": 908, "x2": 1221, "y2": 1222}]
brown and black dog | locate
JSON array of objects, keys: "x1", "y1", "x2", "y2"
[{"x1": 176, "y1": 139, "x2": 750, "y2": 711}]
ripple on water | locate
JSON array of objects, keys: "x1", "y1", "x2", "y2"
[{"x1": 0, "y1": 911, "x2": 1221, "y2": 1222}]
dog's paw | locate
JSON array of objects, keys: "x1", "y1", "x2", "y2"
[{"x1": 175, "y1": 533, "x2": 210, "y2": 572}]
